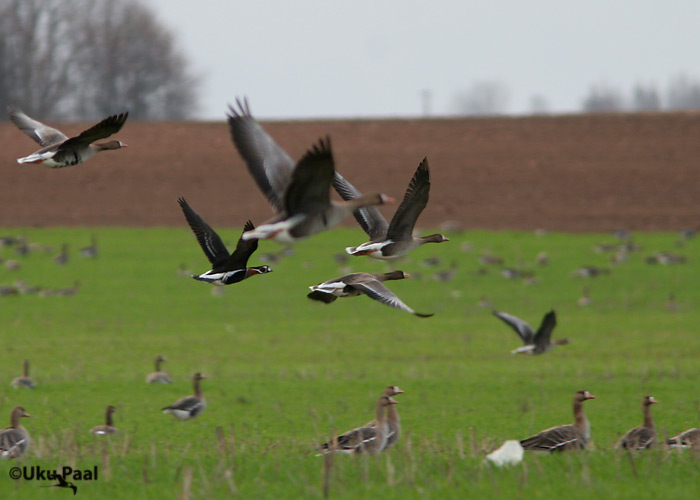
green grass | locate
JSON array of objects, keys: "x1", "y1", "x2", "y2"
[{"x1": 1, "y1": 227, "x2": 699, "y2": 499}]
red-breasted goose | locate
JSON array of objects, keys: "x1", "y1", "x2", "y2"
[
  {"x1": 364, "y1": 386, "x2": 404, "y2": 450},
  {"x1": 492, "y1": 309, "x2": 570, "y2": 354},
  {"x1": 8, "y1": 106, "x2": 128, "y2": 168},
  {"x1": 520, "y1": 390, "x2": 595, "y2": 452},
  {"x1": 0, "y1": 406, "x2": 31, "y2": 459},
  {"x1": 227, "y1": 99, "x2": 392, "y2": 243},
  {"x1": 162, "y1": 372, "x2": 207, "y2": 421},
  {"x1": 90, "y1": 405, "x2": 118, "y2": 435},
  {"x1": 333, "y1": 159, "x2": 449, "y2": 260},
  {"x1": 617, "y1": 396, "x2": 658, "y2": 450},
  {"x1": 320, "y1": 395, "x2": 398, "y2": 454},
  {"x1": 11, "y1": 359, "x2": 35, "y2": 388},
  {"x1": 307, "y1": 271, "x2": 433, "y2": 317},
  {"x1": 666, "y1": 428, "x2": 700, "y2": 448},
  {"x1": 146, "y1": 355, "x2": 172, "y2": 384},
  {"x1": 178, "y1": 198, "x2": 272, "y2": 285}
]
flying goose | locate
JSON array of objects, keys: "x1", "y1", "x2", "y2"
[
  {"x1": 162, "y1": 372, "x2": 207, "y2": 421},
  {"x1": 492, "y1": 309, "x2": 569, "y2": 354},
  {"x1": 227, "y1": 99, "x2": 392, "y2": 243},
  {"x1": 364, "y1": 385, "x2": 404, "y2": 450},
  {"x1": 146, "y1": 355, "x2": 172, "y2": 384},
  {"x1": 90, "y1": 405, "x2": 118, "y2": 435},
  {"x1": 178, "y1": 197, "x2": 272, "y2": 285},
  {"x1": 616, "y1": 396, "x2": 658, "y2": 450},
  {"x1": 520, "y1": 390, "x2": 595, "y2": 452},
  {"x1": 333, "y1": 159, "x2": 448, "y2": 259},
  {"x1": 11, "y1": 359, "x2": 35, "y2": 388},
  {"x1": 0, "y1": 406, "x2": 31, "y2": 459},
  {"x1": 319, "y1": 395, "x2": 398, "y2": 454},
  {"x1": 307, "y1": 270, "x2": 433, "y2": 317},
  {"x1": 666, "y1": 428, "x2": 700, "y2": 449},
  {"x1": 8, "y1": 106, "x2": 128, "y2": 168}
]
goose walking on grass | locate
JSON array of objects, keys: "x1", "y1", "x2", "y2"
[
  {"x1": 178, "y1": 198, "x2": 272, "y2": 285},
  {"x1": 492, "y1": 309, "x2": 569, "y2": 354},
  {"x1": 520, "y1": 390, "x2": 595, "y2": 452},
  {"x1": 307, "y1": 271, "x2": 433, "y2": 317},
  {"x1": 90, "y1": 405, "x2": 118, "y2": 435},
  {"x1": 162, "y1": 372, "x2": 207, "y2": 421},
  {"x1": 11, "y1": 359, "x2": 35, "y2": 388},
  {"x1": 8, "y1": 106, "x2": 128, "y2": 168},
  {"x1": 0, "y1": 406, "x2": 31, "y2": 459},
  {"x1": 227, "y1": 99, "x2": 392, "y2": 244},
  {"x1": 333, "y1": 159, "x2": 449, "y2": 260},
  {"x1": 666, "y1": 428, "x2": 700, "y2": 449},
  {"x1": 146, "y1": 355, "x2": 172, "y2": 384},
  {"x1": 319, "y1": 395, "x2": 398, "y2": 454},
  {"x1": 617, "y1": 396, "x2": 658, "y2": 450},
  {"x1": 364, "y1": 386, "x2": 404, "y2": 450}
]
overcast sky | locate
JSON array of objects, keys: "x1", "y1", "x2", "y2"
[{"x1": 147, "y1": 0, "x2": 700, "y2": 120}]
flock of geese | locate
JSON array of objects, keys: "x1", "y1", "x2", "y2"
[{"x1": 2, "y1": 102, "x2": 699, "y2": 463}]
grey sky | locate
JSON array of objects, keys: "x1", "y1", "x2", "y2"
[{"x1": 147, "y1": 0, "x2": 700, "y2": 120}]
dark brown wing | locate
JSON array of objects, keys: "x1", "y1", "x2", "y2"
[
  {"x1": 533, "y1": 310, "x2": 557, "y2": 348},
  {"x1": 178, "y1": 198, "x2": 230, "y2": 266},
  {"x1": 385, "y1": 159, "x2": 430, "y2": 241},
  {"x1": 520, "y1": 424, "x2": 585, "y2": 451},
  {"x1": 349, "y1": 278, "x2": 433, "y2": 317},
  {"x1": 60, "y1": 112, "x2": 128, "y2": 147},
  {"x1": 332, "y1": 172, "x2": 389, "y2": 240},
  {"x1": 283, "y1": 137, "x2": 334, "y2": 216}
]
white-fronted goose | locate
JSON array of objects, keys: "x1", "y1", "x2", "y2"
[
  {"x1": 0, "y1": 406, "x2": 31, "y2": 459},
  {"x1": 364, "y1": 385, "x2": 404, "y2": 450},
  {"x1": 178, "y1": 198, "x2": 272, "y2": 285},
  {"x1": 11, "y1": 359, "x2": 35, "y2": 388},
  {"x1": 79, "y1": 236, "x2": 98, "y2": 258},
  {"x1": 492, "y1": 309, "x2": 569, "y2": 354},
  {"x1": 617, "y1": 396, "x2": 658, "y2": 450},
  {"x1": 666, "y1": 428, "x2": 700, "y2": 448},
  {"x1": 54, "y1": 243, "x2": 69, "y2": 265},
  {"x1": 146, "y1": 355, "x2": 172, "y2": 384},
  {"x1": 320, "y1": 395, "x2": 398, "y2": 454},
  {"x1": 227, "y1": 99, "x2": 392, "y2": 244},
  {"x1": 520, "y1": 390, "x2": 595, "y2": 452},
  {"x1": 90, "y1": 405, "x2": 118, "y2": 435},
  {"x1": 8, "y1": 106, "x2": 128, "y2": 168},
  {"x1": 333, "y1": 159, "x2": 448, "y2": 260},
  {"x1": 308, "y1": 271, "x2": 433, "y2": 317},
  {"x1": 162, "y1": 372, "x2": 207, "y2": 421}
]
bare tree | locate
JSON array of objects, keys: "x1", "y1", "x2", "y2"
[
  {"x1": 0, "y1": 0, "x2": 198, "y2": 121},
  {"x1": 581, "y1": 84, "x2": 625, "y2": 113},
  {"x1": 666, "y1": 74, "x2": 700, "y2": 110},
  {"x1": 453, "y1": 81, "x2": 509, "y2": 116},
  {"x1": 631, "y1": 84, "x2": 661, "y2": 111}
]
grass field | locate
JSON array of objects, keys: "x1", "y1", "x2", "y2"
[{"x1": 0, "y1": 226, "x2": 699, "y2": 499}]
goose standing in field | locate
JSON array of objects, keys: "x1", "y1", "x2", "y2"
[
  {"x1": 90, "y1": 405, "x2": 118, "y2": 435},
  {"x1": 162, "y1": 372, "x2": 207, "y2": 421},
  {"x1": 227, "y1": 99, "x2": 392, "y2": 243},
  {"x1": 492, "y1": 309, "x2": 569, "y2": 354},
  {"x1": 79, "y1": 236, "x2": 99, "y2": 258},
  {"x1": 53, "y1": 243, "x2": 69, "y2": 265},
  {"x1": 0, "y1": 406, "x2": 31, "y2": 459},
  {"x1": 666, "y1": 428, "x2": 700, "y2": 449},
  {"x1": 617, "y1": 396, "x2": 658, "y2": 450},
  {"x1": 8, "y1": 106, "x2": 128, "y2": 168},
  {"x1": 520, "y1": 390, "x2": 595, "y2": 452},
  {"x1": 178, "y1": 197, "x2": 272, "y2": 285},
  {"x1": 11, "y1": 359, "x2": 35, "y2": 388},
  {"x1": 146, "y1": 355, "x2": 172, "y2": 384},
  {"x1": 333, "y1": 159, "x2": 449, "y2": 259},
  {"x1": 319, "y1": 395, "x2": 398, "y2": 454},
  {"x1": 364, "y1": 385, "x2": 404, "y2": 450},
  {"x1": 307, "y1": 270, "x2": 433, "y2": 317}
]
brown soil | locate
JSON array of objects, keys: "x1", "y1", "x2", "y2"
[{"x1": 2, "y1": 112, "x2": 700, "y2": 232}]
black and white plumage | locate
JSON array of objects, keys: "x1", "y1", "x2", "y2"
[
  {"x1": 666, "y1": 428, "x2": 700, "y2": 449},
  {"x1": 307, "y1": 270, "x2": 433, "y2": 317},
  {"x1": 8, "y1": 106, "x2": 128, "y2": 168},
  {"x1": 492, "y1": 309, "x2": 569, "y2": 354},
  {"x1": 617, "y1": 396, "x2": 658, "y2": 450},
  {"x1": 227, "y1": 98, "x2": 391, "y2": 243},
  {"x1": 90, "y1": 405, "x2": 118, "y2": 435},
  {"x1": 162, "y1": 372, "x2": 207, "y2": 421},
  {"x1": 0, "y1": 406, "x2": 31, "y2": 459},
  {"x1": 334, "y1": 158, "x2": 449, "y2": 260},
  {"x1": 178, "y1": 198, "x2": 272, "y2": 285},
  {"x1": 320, "y1": 395, "x2": 398, "y2": 454},
  {"x1": 520, "y1": 390, "x2": 595, "y2": 452}
]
